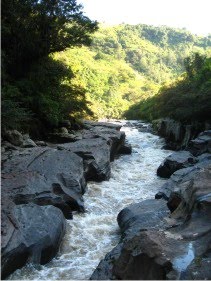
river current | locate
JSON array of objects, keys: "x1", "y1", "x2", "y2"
[{"x1": 9, "y1": 121, "x2": 172, "y2": 280}]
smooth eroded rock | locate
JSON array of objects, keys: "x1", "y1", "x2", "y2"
[{"x1": 1, "y1": 204, "x2": 66, "y2": 279}]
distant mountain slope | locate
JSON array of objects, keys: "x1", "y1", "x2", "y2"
[{"x1": 54, "y1": 23, "x2": 211, "y2": 119}]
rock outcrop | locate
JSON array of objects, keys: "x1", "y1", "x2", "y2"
[
  {"x1": 188, "y1": 130, "x2": 211, "y2": 156},
  {"x1": 1, "y1": 121, "x2": 130, "y2": 279},
  {"x1": 152, "y1": 118, "x2": 211, "y2": 150},
  {"x1": 58, "y1": 138, "x2": 111, "y2": 181}
]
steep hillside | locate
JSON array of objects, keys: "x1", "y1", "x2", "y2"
[{"x1": 54, "y1": 24, "x2": 211, "y2": 119}]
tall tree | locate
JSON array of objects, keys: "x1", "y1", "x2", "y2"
[{"x1": 2, "y1": 0, "x2": 98, "y2": 77}]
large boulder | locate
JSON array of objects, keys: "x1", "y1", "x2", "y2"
[
  {"x1": 2, "y1": 147, "x2": 86, "y2": 213},
  {"x1": 117, "y1": 199, "x2": 169, "y2": 240},
  {"x1": 158, "y1": 157, "x2": 211, "y2": 198},
  {"x1": 1, "y1": 204, "x2": 66, "y2": 279},
  {"x1": 58, "y1": 138, "x2": 111, "y2": 182},
  {"x1": 157, "y1": 151, "x2": 198, "y2": 178},
  {"x1": 167, "y1": 163, "x2": 211, "y2": 217},
  {"x1": 81, "y1": 124, "x2": 126, "y2": 161},
  {"x1": 183, "y1": 252, "x2": 211, "y2": 280}
]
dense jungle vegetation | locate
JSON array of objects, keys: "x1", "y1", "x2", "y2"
[{"x1": 2, "y1": 0, "x2": 211, "y2": 135}]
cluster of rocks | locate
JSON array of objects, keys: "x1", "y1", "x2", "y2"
[
  {"x1": 91, "y1": 130, "x2": 211, "y2": 280},
  {"x1": 1, "y1": 121, "x2": 132, "y2": 279},
  {"x1": 152, "y1": 118, "x2": 211, "y2": 150}
]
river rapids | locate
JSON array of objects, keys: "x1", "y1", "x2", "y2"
[{"x1": 8, "y1": 121, "x2": 172, "y2": 280}]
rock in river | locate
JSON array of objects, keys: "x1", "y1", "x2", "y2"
[{"x1": 157, "y1": 151, "x2": 198, "y2": 178}]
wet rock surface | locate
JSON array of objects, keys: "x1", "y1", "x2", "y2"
[{"x1": 1, "y1": 121, "x2": 128, "y2": 279}]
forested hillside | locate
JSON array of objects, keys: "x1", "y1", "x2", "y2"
[
  {"x1": 2, "y1": 3, "x2": 211, "y2": 135},
  {"x1": 53, "y1": 24, "x2": 211, "y2": 119},
  {"x1": 125, "y1": 53, "x2": 211, "y2": 123}
]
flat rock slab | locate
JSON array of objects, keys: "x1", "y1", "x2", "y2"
[
  {"x1": 81, "y1": 125, "x2": 126, "y2": 161},
  {"x1": 2, "y1": 147, "x2": 86, "y2": 213}
]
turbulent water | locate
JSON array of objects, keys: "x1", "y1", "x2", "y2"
[{"x1": 9, "y1": 121, "x2": 172, "y2": 280}]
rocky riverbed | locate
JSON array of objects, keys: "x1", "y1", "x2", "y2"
[
  {"x1": 1, "y1": 120, "x2": 211, "y2": 280},
  {"x1": 1, "y1": 121, "x2": 131, "y2": 279}
]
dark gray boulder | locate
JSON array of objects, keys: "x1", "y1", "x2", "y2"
[
  {"x1": 157, "y1": 151, "x2": 198, "y2": 178},
  {"x1": 157, "y1": 157, "x2": 211, "y2": 198},
  {"x1": 90, "y1": 243, "x2": 123, "y2": 280},
  {"x1": 117, "y1": 143, "x2": 132, "y2": 155},
  {"x1": 81, "y1": 123, "x2": 126, "y2": 161},
  {"x1": 183, "y1": 252, "x2": 211, "y2": 280},
  {"x1": 117, "y1": 199, "x2": 169, "y2": 240},
  {"x1": 2, "y1": 147, "x2": 86, "y2": 213},
  {"x1": 58, "y1": 138, "x2": 111, "y2": 182},
  {"x1": 1, "y1": 204, "x2": 66, "y2": 279}
]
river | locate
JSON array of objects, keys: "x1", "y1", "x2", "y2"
[{"x1": 8, "y1": 120, "x2": 172, "y2": 280}]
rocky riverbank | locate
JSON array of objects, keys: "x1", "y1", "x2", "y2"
[
  {"x1": 152, "y1": 118, "x2": 211, "y2": 150},
  {"x1": 91, "y1": 127, "x2": 211, "y2": 280},
  {"x1": 1, "y1": 121, "x2": 131, "y2": 279}
]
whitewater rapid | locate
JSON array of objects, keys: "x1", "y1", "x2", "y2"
[{"x1": 8, "y1": 121, "x2": 172, "y2": 280}]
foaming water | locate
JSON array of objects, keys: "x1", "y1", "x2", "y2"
[{"x1": 8, "y1": 121, "x2": 172, "y2": 280}]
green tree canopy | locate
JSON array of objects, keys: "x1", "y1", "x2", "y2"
[{"x1": 2, "y1": 0, "x2": 98, "y2": 77}]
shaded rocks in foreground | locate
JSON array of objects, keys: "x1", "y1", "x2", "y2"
[
  {"x1": 1, "y1": 204, "x2": 65, "y2": 279},
  {"x1": 1, "y1": 121, "x2": 130, "y2": 279},
  {"x1": 91, "y1": 158, "x2": 211, "y2": 280}
]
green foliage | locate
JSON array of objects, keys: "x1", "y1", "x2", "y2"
[
  {"x1": 2, "y1": 57, "x2": 93, "y2": 132},
  {"x1": 54, "y1": 24, "x2": 210, "y2": 120},
  {"x1": 2, "y1": 0, "x2": 97, "y2": 133},
  {"x1": 2, "y1": 13, "x2": 211, "y2": 134},
  {"x1": 2, "y1": 0, "x2": 98, "y2": 77},
  {"x1": 54, "y1": 46, "x2": 158, "y2": 119},
  {"x1": 125, "y1": 54, "x2": 211, "y2": 123},
  {"x1": 1, "y1": 86, "x2": 32, "y2": 130}
]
